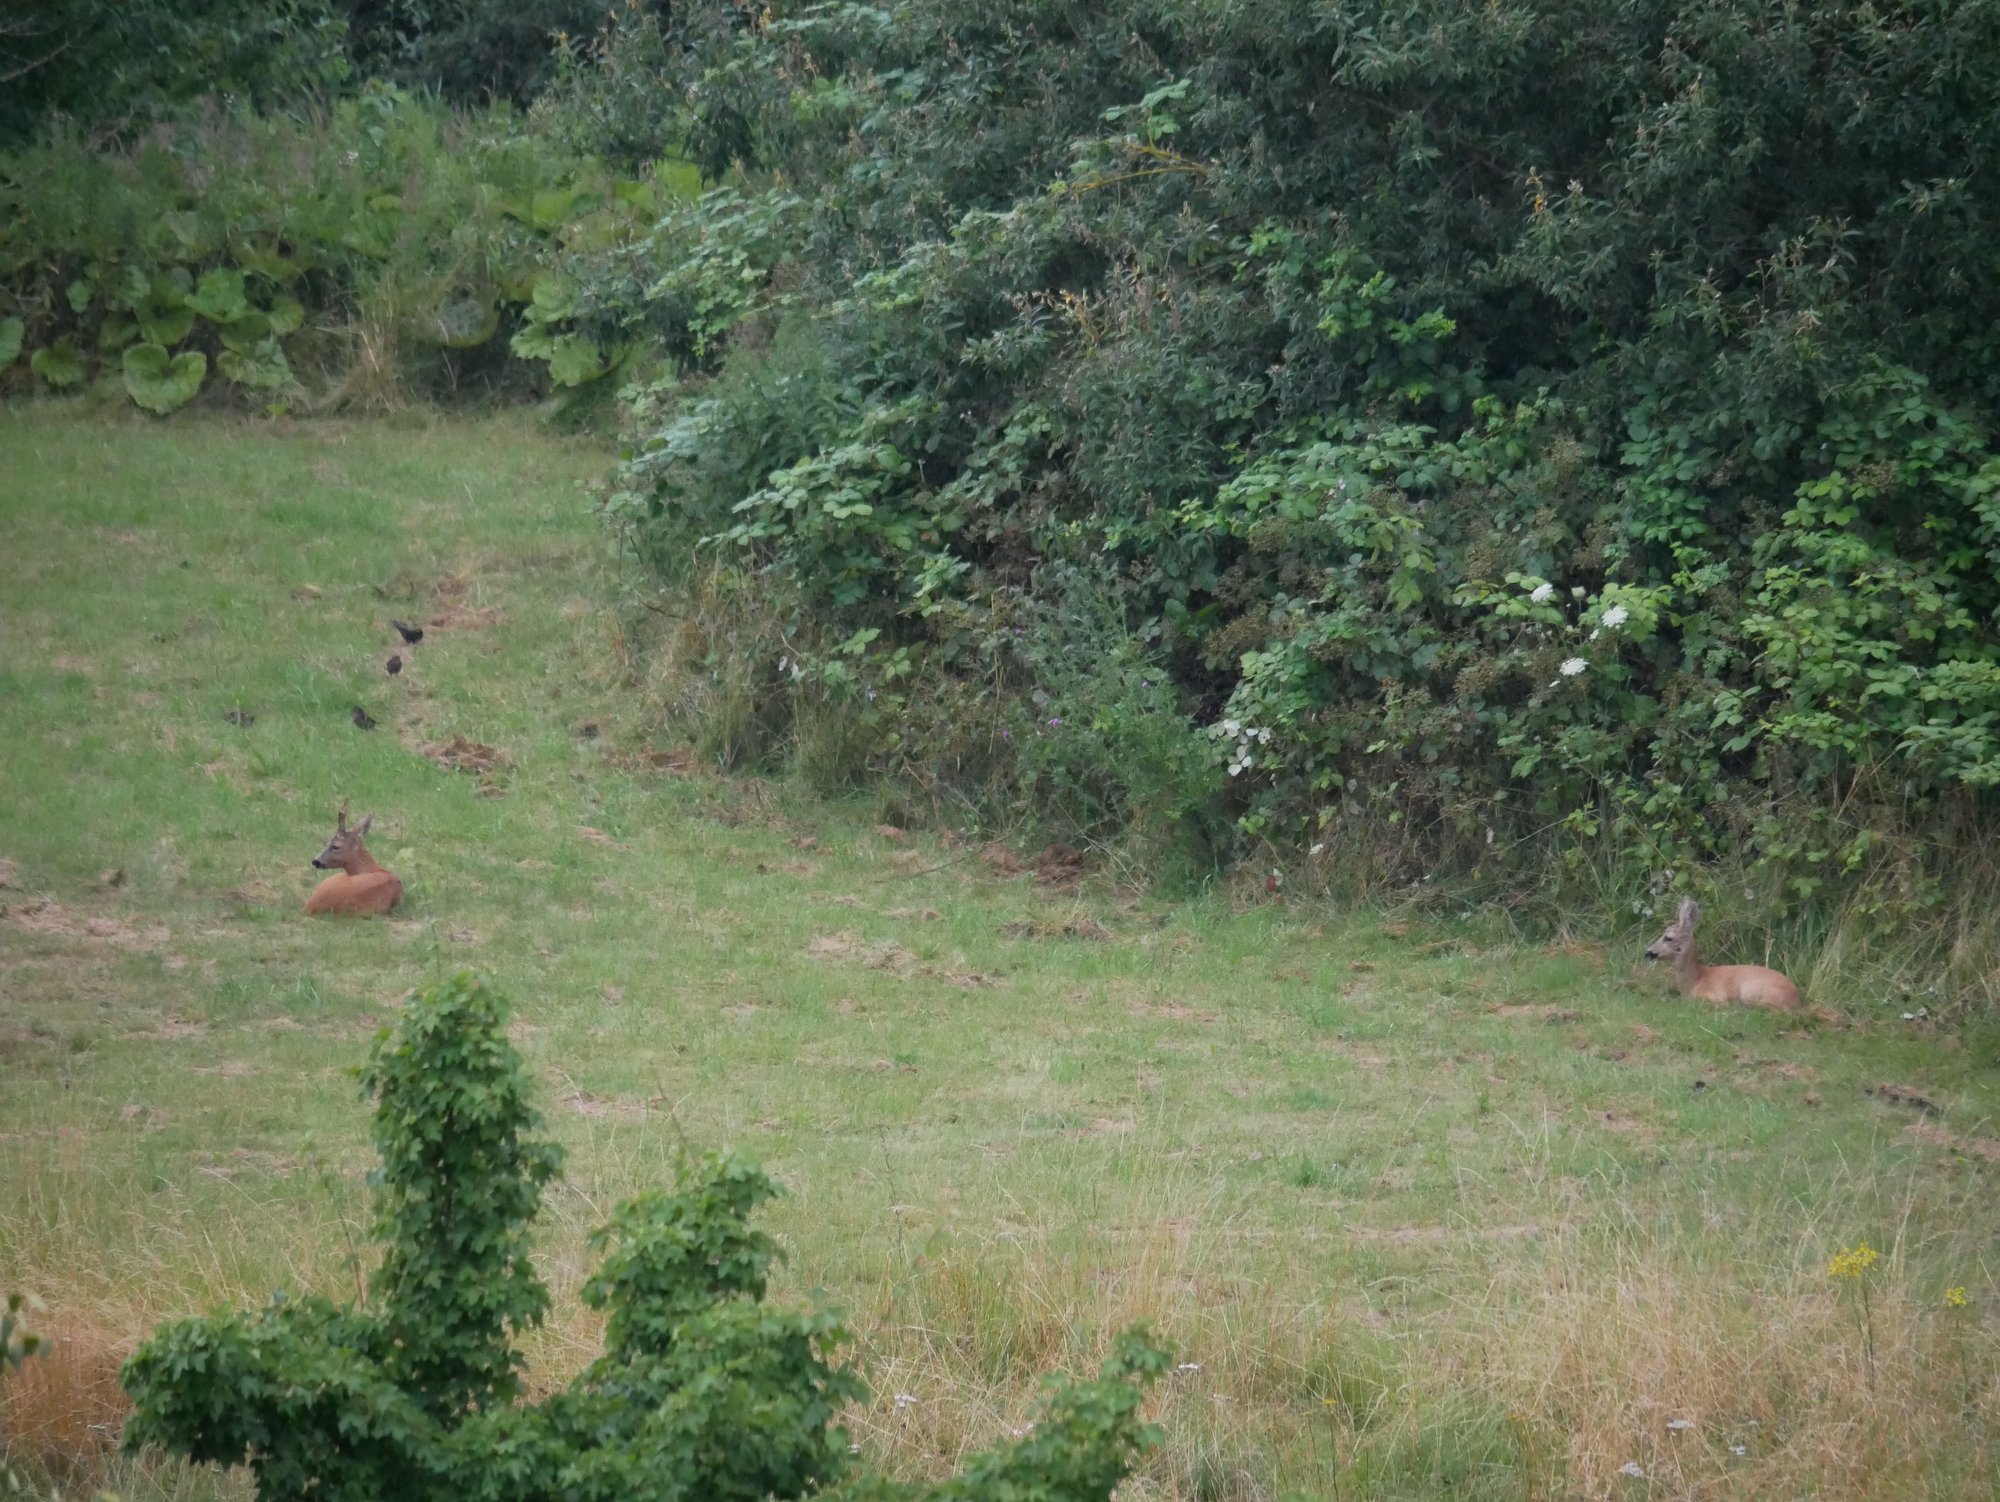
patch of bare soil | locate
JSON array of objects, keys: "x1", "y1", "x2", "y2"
[
  {"x1": 1350, "y1": 1222, "x2": 1551, "y2": 1245},
  {"x1": 1868, "y1": 1081, "x2": 1944, "y2": 1115},
  {"x1": 1902, "y1": 1121, "x2": 2000, "y2": 1163},
  {"x1": 428, "y1": 602, "x2": 505, "y2": 631},
  {"x1": 605, "y1": 743, "x2": 700, "y2": 776},
  {"x1": 1000, "y1": 915, "x2": 1113, "y2": 941},
  {"x1": 1489, "y1": 1003, "x2": 1583, "y2": 1023},
  {"x1": 804, "y1": 930, "x2": 999, "y2": 989},
  {"x1": 982, "y1": 841, "x2": 1090, "y2": 888},
  {"x1": 1125, "y1": 999, "x2": 1217, "y2": 1024},
  {"x1": 417, "y1": 735, "x2": 510, "y2": 794},
  {"x1": 7, "y1": 900, "x2": 168, "y2": 946},
  {"x1": 562, "y1": 1091, "x2": 657, "y2": 1120}
]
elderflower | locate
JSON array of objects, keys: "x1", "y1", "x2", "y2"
[
  {"x1": 1827, "y1": 1243, "x2": 1879, "y2": 1280},
  {"x1": 1560, "y1": 657, "x2": 1588, "y2": 677},
  {"x1": 1601, "y1": 604, "x2": 1630, "y2": 629},
  {"x1": 1530, "y1": 581, "x2": 1556, "y2": 603}
]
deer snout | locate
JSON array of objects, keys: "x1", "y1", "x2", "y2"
[
  {"x1": 1642, "y1": 942, "x2": 1666, "y2": 960},
  {"x1": 312, "y1": 857, "x2": 333, "y2": 869}
]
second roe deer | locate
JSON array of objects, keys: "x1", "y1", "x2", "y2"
[
  {"x1": 304, "y1": 808, "x2": 403, "y2": 917},
  {"x1": 1644, "y1": 897, "x2": 1800, "y2": 1010}
]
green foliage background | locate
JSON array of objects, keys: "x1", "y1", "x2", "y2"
[{"x1": 556, "y1": 0, "x2": 2000, "y2": 988}]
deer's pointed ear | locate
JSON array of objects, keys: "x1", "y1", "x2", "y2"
[
  {"x1": 1679, "y1": 897, "x2": 1699, "y2": 926},
  {"x1": 357, "y1": 814, "x2": 373, "y2": 836},
  {"x1": 336, "y1": 808, "x2": 347, "y2": 831}
]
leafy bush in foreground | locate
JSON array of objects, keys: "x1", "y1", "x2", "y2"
[
  {"x1": 578, "y1": 0, "x2": 1999, "y2": 985},
  {"x1": 121, "y1": 975, "x2": 1167, "y2": 1501}
]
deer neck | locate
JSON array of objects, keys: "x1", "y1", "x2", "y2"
[
  {"x1": 1672, "y1": 939, "x2": 1705, "y2": 994},
  {"x1": 341, "y1": 843, "x2": 387, "y2": 876}
]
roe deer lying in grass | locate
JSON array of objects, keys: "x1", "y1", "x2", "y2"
[
  {"x1": 304, "y1": 808, "x2": 403, "y2": 917},
  {"x1": 1644, "y1": 897, "x2": 1800, "y2": 1010}
]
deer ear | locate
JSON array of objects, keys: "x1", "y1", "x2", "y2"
[
  {"x1": 336, "y1": 808, "x2": 347, "y2": 831},
  {"x1": 356, "y1": 814, "x2": 373, "y2": 836},
  {"x1": 1679, "y1": 897, "x2": 1699, "y2": 926}
]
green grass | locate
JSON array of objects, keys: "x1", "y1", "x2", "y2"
[{"x1": 1, "y1": 411, "x2": 1996, "y2": 1500}]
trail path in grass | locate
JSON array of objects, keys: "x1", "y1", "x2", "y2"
[{"x1": 2, "y1": 413, "x2": 1995, "y2": 1499}]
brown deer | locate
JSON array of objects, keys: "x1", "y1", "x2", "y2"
[
  {"x1": 303, "y1": 808, "x2": 403, "y2": 917},
  {"x1": 1644, "y1": 897, "x2": 1800, "y2": 1010}
]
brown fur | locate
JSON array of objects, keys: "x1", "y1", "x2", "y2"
[
  {"x1": 303, "y1": 809, "x2": 403, "y2": 917},
  {"x1": 1644, "y1": 898, "x2": 1800, "y2": 1010}
]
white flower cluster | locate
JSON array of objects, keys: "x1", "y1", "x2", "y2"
[
  {"x1": 1208, "y1": 717, "x2": 1272, "y2": 777},
  {"x1": 1600, "y1": 604, "x2": 1630, "y2": 629},
  {"x1": 1530, "y1": 581, "x2": 1556, "y2": 604}
]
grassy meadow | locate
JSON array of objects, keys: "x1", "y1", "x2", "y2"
[{"x1": 0, "y1": 412, "x2": 1996, "y2": 1500}]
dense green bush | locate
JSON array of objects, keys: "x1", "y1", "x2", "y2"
[
  {"x1": 579, "y1": 0, "x2": 2000, "y2": 986},
  {"x1": 0, "y1": 0, "x2": 350, "y2": 146},
  {"x1": 122, "y1": 974, "x2": 1168, "y2": 1501},
  {"x1": 0, "y1": 88, "x2": 683, "y2": 411},
  {"x1": 341, "y1": 0, "x2": 672, "y2": 109}
]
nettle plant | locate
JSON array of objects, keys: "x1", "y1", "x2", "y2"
[{"x1": 120, "y1": 974, "x2": 1167, "y2": 1502}]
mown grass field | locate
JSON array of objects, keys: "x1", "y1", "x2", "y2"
[{"x1": 1, "y1": 412, "x2": 1995, "y2": 1501}]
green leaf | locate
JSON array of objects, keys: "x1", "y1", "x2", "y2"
[
  {"x1": 218, "y1": 313, "x2": 271, "y2": 352},
  {"x1": 545, "y1": 335, "x2": 608, "y2": 386},
  {"x1": 122, "y1": 344, "x2": 206, "y2": 414},
  {"x1": 233, "y1": 236, "x2": 311, "y2": 283},
  {"x1": 265, "y1": 295, "x2": 305, "y2": 336},
  {"x1": 189, "y1": 269, "x2": 249, "y2": 323},
  {"x1": 428, "y1": 294, "x2": 499, "y2": 349},
  {"x1": 529, "y1": 188, "x2": 583, "y2": 230},
  {"x1": 66, "y1": 278, "x2": 95, "y2": 316},
  {"x1": 0, "y1": 318, "x2": 21, "y2": 368},
  {"x1": 97, "y1": 314, "x2": 140, "y2": 351},
  {"x1": 137, "y1": 272, "x2": 195, "y2": 345},
  {"x1": 140, "y1": 306, "x2": 197, "y2": 346},
  {"x1": 157, "y1": 210, "x2": 204, "y2": 254},
  {"x1": 113, "y1": 264, "x2": 151, "y2": 311},
  {"x1": 217, "y1": 338, "x2": 291, "y2": 391},
  {"x1": 30, "y1": 341, "x2": 86, "y2": 387}
]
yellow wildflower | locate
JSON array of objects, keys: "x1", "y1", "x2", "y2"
[
  {"x1": 1826, "y1": 1243, "x2": 1879, "y2": 1280},
  {"x1": 1944, "y1": 1286, "x2": 1968, "y2": 1308}
]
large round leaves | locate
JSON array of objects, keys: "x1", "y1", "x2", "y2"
[{"x1": 122, "y1": 343, "x2": 207, "y2": 414}]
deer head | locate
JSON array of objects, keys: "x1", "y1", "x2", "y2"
[
  {"x1": 312, "y1": 807, "x2": 375, "y2": 871},
  {"x1": 1644, "y1": 897, "x2": 1700, "y2": 962}
]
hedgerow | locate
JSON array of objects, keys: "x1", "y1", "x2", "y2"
[{"x1": 571, "y1": 0, "x2": 2000, "y2": 996}]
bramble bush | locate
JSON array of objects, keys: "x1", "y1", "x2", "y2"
[
  {"x1": 576, "y1": 0, "x2": 2000, "y2": 999},
  {"x1": 120, "y1": 974, "x2": 1169, "y2": 1501}
]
